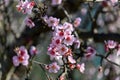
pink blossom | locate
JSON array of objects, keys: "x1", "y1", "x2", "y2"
[
  {"x1": 52, "y1": 37, "x2": 62, "y2": 46},
  {"x1": 48, "y1": 62, "x2": 60, "y2": 73},
  {"x1": 51, "y1": 0, "x2": 62, "y2": 6},
  {"x1": 110, "y1": 0, "x2": 118, "y2": 5},
  {"x1": 64, "y1": 35, "x2": 75, "y2": 46},
  {"x1": 85, "y1": 46, "x2": 96, "y2": 58},
  {"x1": 47, "y1": 16, "x2": 60, "y2": 28},
  {"x1": 13, "y1": 46, "x2": 29, "y2": 66},
  {"x1": 30, "y1": 46, "x2": 38, "y2": 55},
  {"x1": 27, "y1": 1, "x2": 35, "y2": 9},
  {"x1": 57, "y1": 25, "x2": 66, "y2": 30},
  {"x1": 15, "y1": 46, "x2": 28, "y2": 56},
  {"x1": 105, "y1": 40, "x2": 117, "y2": 50},
  {"x1": 68, "y1": 56, "x2": 76, "y2": 64},
  {"x1": 55, "y1": 30, "x2": 66, "y2": 39},
  {"x1": 16, "y1": 1, "x2": 24, "y2": 12},
  {"x1": 58, "y1": 44, "x2": 68, "y2": 55},
  {"x1": 59, "y1": 75, "x2": 65, "y2": 80},
  {"x1": 12, "y1": 55, "x2": 29, "y2": 66},
  {"x1": 16, "y1": 0, "x2": 35, "y2": 14},
  {"x1": 81, "y1": 8, "x2": 87, "y2": 15},
  {"x1": 47, "y1": 46, "x2": 59, "y2": 60},
  {"x1": 25, "y1": 17, "x2": 35, "y2": 28},
  {"x1": 64, "y1": 30, "x2": 72, "y2": 35},
  {"x1": 74, "y1": 38, "x2": 81, "y2": 49},
  {"x1": 16, "y1": 0, "x2": 28, "y2": 11},
  {"x1": 12, "y1": 56, "x2": 20, "y2": 66},
  {"x1": 45, "y1": 65, "x2": 49, "y2": 70},
  {"x1": 73, "y1": 17, "x2": 81, "y2": 27},
  {"x1": 63, "y1": 22, "x2": 74, "y2": 32},
  {"x1": 76, "y1": 63, "x2": 85, "y2": 73},
  {"x1": 4, "y1": 0, "x2": 10, "y2": 6}
]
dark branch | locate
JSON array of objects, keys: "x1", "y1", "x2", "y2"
[{"x1": 96, "y1": 54, "x2": 120, "y2": 67}]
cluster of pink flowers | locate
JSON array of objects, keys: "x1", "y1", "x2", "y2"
[
  {"x1": 45, "y1": 17, "x2": 81, "y2": 60},
  {"x1": 42, "y1": 15, "x2": 84, "y2": 73},
  {"x1": 13, "y1": 0, "x2": 120, "y2": 79},
  {"x1": 16, "y1": 0, "x2": 35, "y2": 28},
  {"x1": 12, "y1": 46, "x2": 37, "y2": 67},
  {"x1": 16, "y1": 0, "x2": 35, "y2": 14}
]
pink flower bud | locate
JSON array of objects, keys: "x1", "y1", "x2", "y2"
[
  {"x1": 73, "y1": 17, "x2": 81, "y2": 27},
  {"x1": 30, "y1": 46, "x2": 38, "y2": 55}
]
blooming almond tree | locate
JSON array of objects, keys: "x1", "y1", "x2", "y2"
[{"x1": 0, "y1": 0, "x2": 120, "y2": 80}]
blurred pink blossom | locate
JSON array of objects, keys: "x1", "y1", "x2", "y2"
[
  {"x1": 68, "y1": 56, "x2": 76, "y2": 64},
  {"x1": 30, "y1": 46, "x2": 38, "y2": 55},
  {"x1": 48, "y1": 62, "x2": 60, "y2": 73},
  {"x1": 64, "y1": 35, "x2": 75, "y2": 46},
  {"x1": 85, "y1": 46, "x2": 96, "y2": 58},
  {"x1": 16, "y1": 0, "x2": 35, "y2": 14},
  {"x1": 76, "y1": 63, "x2": 85, "y2": 73},
  {"x1": 74, "y1": 38, "x2": 81, "y2": 49},
  {"x1": 73, "y1": 17, "x2": 81, "y2": 27},
  {"x1": 52, "y1": 37, "x2": 62, "y2": 46},
  {"x1": 46, "y1": 16, "x2": 60, "y2": 29},
  {"x1": 105, "y1": 40, "x2": 117, "y2": 50},
  {"x1": 25, "y1": 17, "x2": 35, "y2": 28},
  {"x1": 51, "y1": 0, "x2": 62, "y2": 6},
  {"x1": 63, "y1": 22, "x2": 74, "y2": 32},
  {"x1": 110, "y1": 0, "x2": 118, "y2": 5}
]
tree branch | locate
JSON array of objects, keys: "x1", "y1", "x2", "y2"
[
  {"x1": 32, "y1": 60, "x2": 51, "y2": 80},
  {"x1": 96, "y1": 54, "x2": 120, "y2": 67}
]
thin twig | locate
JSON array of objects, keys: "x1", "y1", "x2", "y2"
[
  {"x1": 96, "y1": 53, "x2": 120, "y2": 67},
  {"x1": 87, "y1": 2, "x2": 94, "y2": 22},
  {"x1": 57, "y1": 57, "x2": 68, "y2": 80},
  {"x1": 32, "y1": 60, "x2": 51, "y2": 80},
  {"x1": 61, "y1": 6, "x2": 80, "y2": 40},
  {"x1": 61, "y1": 7, "x2": 71, "y2": 22}
]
